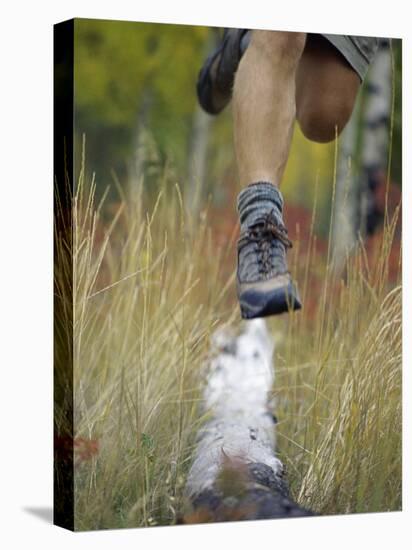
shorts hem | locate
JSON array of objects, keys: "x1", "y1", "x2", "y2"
[{"x1": 322, "y1": 34, "x2": 370, "y2": 81}]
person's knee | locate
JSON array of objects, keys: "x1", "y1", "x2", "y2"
[
  {"x1": 251, "y1": 30, "x2": 306, "y2": 68},
  {"x1": 297, "y1": 92, "x2": 355, "y2": 143}
]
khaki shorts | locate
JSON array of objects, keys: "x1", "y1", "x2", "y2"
[{"x1": 322, "y1": 34, "x2": 380, "y2": 80}]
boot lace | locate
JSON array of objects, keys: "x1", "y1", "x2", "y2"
[{"x1": 238, "y1": 210, "x2": 292, "y2": 276}]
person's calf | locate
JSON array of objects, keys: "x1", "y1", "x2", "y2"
[
  {"x1": 296, "y1": 34, "x2": 360, "y2": 143},
  {"x1": 297, "y1": 89, "x2": 357, "y2": 143}
]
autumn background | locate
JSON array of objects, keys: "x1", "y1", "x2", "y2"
[{"x1": 57, "y1": 19, "x2": 402, "y2": 529}]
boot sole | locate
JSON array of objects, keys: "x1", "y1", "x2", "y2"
[
  {"x1": 239, "y1": 281, "x2": 302, "y2": 319},
  {"x1": 197, "y1": 29, "x2": 250, "y2": 115}
]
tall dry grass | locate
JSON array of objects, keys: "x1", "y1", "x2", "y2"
[
  {"x1": 55, "y1": 154, "x2": 401, "y2": 530},
  {"x1": 70, "y1": 164, "x2": 238, "y2": 530},
  {"x1": 274, "y1": 186, "x2": 401, "y2": 515}
]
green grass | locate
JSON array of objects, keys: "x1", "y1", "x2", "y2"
[{"x1": 54, "y1": 159, "x2": 401, "y2": 530}]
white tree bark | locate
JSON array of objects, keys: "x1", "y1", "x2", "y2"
[
  {"x1": 358, "y1": 39, "x2": 392, "y2": 237},
  {"x1": 184, "y1": 319, "x2": 311, "y2": 521},
  {"x1": 186, "y1": 106, "x2": 212, "y2": 214},
  {"x1": 333, "y1": 40, "x2": 392, "y2": 270},
  {"x1": 332, "y1": 98, "x2": 361, "y2": 271},
  {"x1": 360, "y1": 40, "x2": 392, "y2": 173}
]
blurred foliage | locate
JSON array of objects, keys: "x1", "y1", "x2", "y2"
[{"x1": 75, "y1": 19, "x2": 210, "y2": 187}]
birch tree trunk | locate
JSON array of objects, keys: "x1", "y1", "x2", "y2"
[
  {"x1": 186, "y1": 32, "x2": 217, "y2": 215},
  {"x1": 333, "y1": 39, "x2": 392, "y2": 270},
  {"x1": 127, "y1": 88, "x2": 155, "y2": 193},
  {"x1": 186, "y1": 106, "x2": 212, "y2": 214},
  {"x1": 332, "y1": 98, "x2": 361, "y2": 271},
  {"x1": 358, "y1": 39, "x2": 392, "y2": 237},
  {"x1": 184, "y1": 319, "x2": 312, "y2": 522}
]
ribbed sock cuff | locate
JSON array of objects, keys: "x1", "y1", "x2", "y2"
[{"x1": 237, "y1": 182, "x2": 284, "y2": 231}]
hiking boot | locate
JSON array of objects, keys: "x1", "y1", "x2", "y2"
[
  {"x1": 236, "y1": 183, "x2": 302, "y2": 319},
  {"x1": 197, "y1": 28, "x2": 251, "y2": 115}
]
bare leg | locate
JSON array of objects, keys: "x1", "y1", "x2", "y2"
[
  {"x1": 296, "y1": 34, "x2": 361, "y2": 143},
  {"x1": 233, "y1": 31, "x2": 306, "y2": 188},
  {"x1": 233, "y1": 31, "x2": 360, "y2": 319}
]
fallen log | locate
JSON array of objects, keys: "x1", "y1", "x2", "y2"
[{"x1": 184, "y1": 319, "x2": 313, "y2": 523}]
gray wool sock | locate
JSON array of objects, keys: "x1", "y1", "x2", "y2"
[{"x1": 237, "y1": 182, "x2": 284, "y2": 232}]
